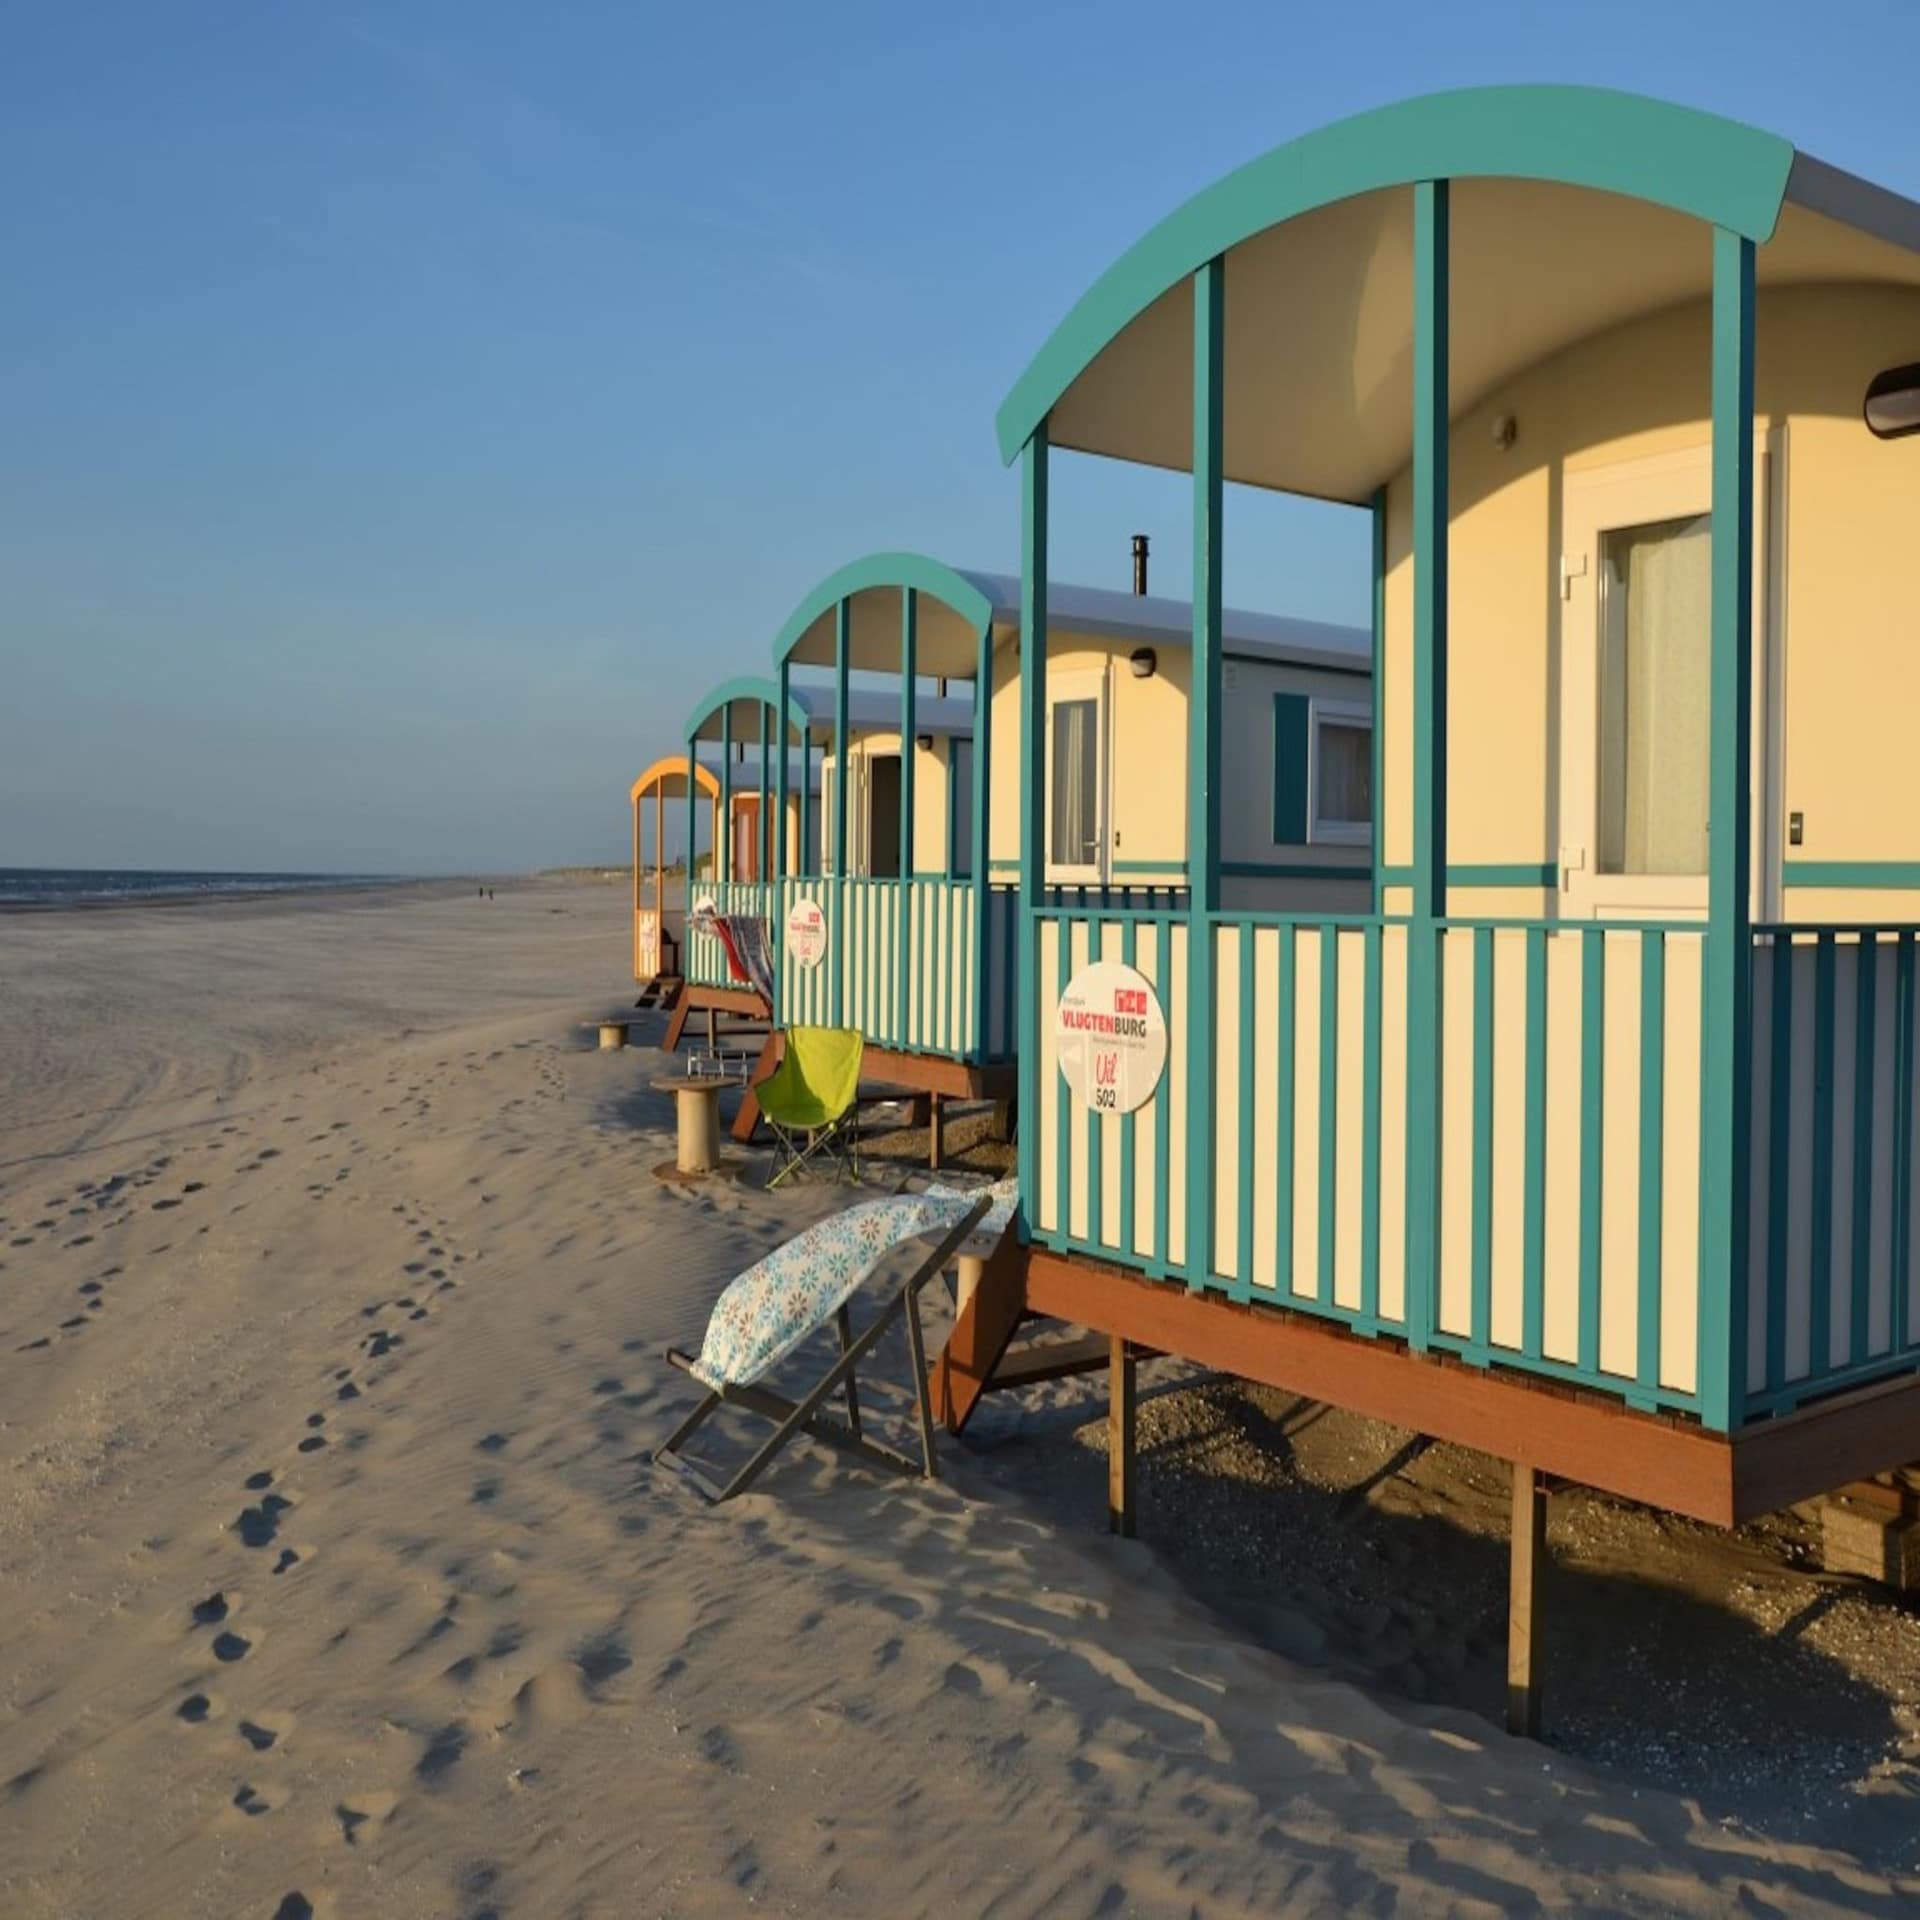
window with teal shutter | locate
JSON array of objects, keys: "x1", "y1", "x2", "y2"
[{"x1": 1272, "y1": 692, "x2": 1310, "y2": 843}]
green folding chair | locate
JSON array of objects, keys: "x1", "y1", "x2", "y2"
[{"x1": 759, "y1": 1027, "x2": 864, "y2": 1187}]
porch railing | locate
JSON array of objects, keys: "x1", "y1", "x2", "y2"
[
  {"x1": 1747, "y1": 926, "x2": 1920, "y2": 1416},
  {"x1": 773, "y1": 877, "x2": 1018, "y2": 1062},
  {"x1": 683, "y1": 880, "x2": 771, "y2": 991},
  {"x1": 1031, "y1": 907, "x2": 1712, "y2": 1418}
]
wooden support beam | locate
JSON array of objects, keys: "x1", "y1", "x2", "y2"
[
  {"x1": 1507, "y1": 1461, "x2": 1547, "y2": 1739},
  {"x1": 1027, "y1": 1247, "x2": 1741, "y2": 1523},
  {"x1": 929, "y1": 1234, "x2": 1027, "y2": 1433},
  {"x1": 984, "y1": 1330, "x2": 1118, "y2": 1391},
  {"x1": 1109, "y1": 1334, "x2": 1137, "y2": 1537},
  {"x1": 727, "y1": 1030, "x2": 784, "y2": 1145},
  {"x1": 928, "y1": 1091, "x2": 945, "y2": 1172}
]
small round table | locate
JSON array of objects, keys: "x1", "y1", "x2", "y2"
[{"x1": 652, "y1": 1074, "x2": 725, "y2": 1177}]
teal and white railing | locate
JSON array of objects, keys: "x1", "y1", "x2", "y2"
[{"x1": 683, "y1": 880, "x2": 773, "y2": 992}]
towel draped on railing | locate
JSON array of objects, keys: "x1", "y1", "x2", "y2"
[{"x1": 689, "y1": 1179, "x2": 1017, "y2": 1391}]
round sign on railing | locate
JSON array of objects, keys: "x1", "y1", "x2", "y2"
[
  {"x1": 1055, "y1": 960, "x2": 1167, "y2": 1114},
  {"x1": 787, "y1": 899, "x2": 827, "y2": 969}
]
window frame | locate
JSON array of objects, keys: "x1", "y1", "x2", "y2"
[{"x1": 1308, "y1": 697, "x2": 1374, "y2": 847}]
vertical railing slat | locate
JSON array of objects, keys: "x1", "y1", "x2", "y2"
[
  {"x1": 1274, "y1": 925, "x2": 1297, "y2": 1298},
  {"x1": 1810, "y1": 932, "x2": 1837, "y2": 1381},
  {"x1": 1578, "y1": 928, "x2": 1606, "y2": 1379},
  {"x1": 1470, "y1": 925, "x2": 1494, "y2": 1357},
  {"x1": 1897, "y1": 934, "x2": 1916, "y2": 1359},
  {"x1": 1851, "y1": 931, "x2": 1878, "y2": 1368},
  {"x1": 1522, "y1": 926, "x2": 1547, "y2": 1363},
  {"x1": 1087, "y1": 918, "x2": 1106, "y2": 1251},
  {"x1": 1765, "y1": 936, "x2": 1795, "y2": 1393},
  {"x1": 1359, "y1": 922, "x2": 1382, "y2": 1332},
  {"x1": 1319, "y1": 923, "x2": 1341, "y2": 1310},
  {"x1": 1637, "y1": 931, "x2": 1667, "y2": 1398},
  {"x1": 1056, "y1": 913, "x2": 1073, "y2": 1247},
  {"x1": 1153, "y1": 916, "x2": 1170, "y2": 1272},
  {"x1": 1121, "y1": 918, "x2": 1138, "y2": 1263},
  {"x1": 1235, "y1": 925, "x2": 1255, "y2": 1301}
]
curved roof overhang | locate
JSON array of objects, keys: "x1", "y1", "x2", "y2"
[
  {"x1": 770, "y1": 553, "x2": 1007, "y2": 681},
  {"x1": 684, "y1": 675, "x2": 811, "y2": 746},
  {"x1": 629, "y1": 755, "x2": 718, "y2": 804},
  {"x1": 995, "y1": 86, "x2": 1920, "y2": 502}
]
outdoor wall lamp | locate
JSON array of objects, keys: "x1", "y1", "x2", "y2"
[
  {"x1": 1129, "y1": 648, "x2": 1157, "y2": 679},
  {"x1": 1865, "y1": 362, "x2": 1920, "y2": 439}
]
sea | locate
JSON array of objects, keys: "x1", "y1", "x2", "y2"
[{"x1": 0, "y1": 868, "x2": 411, "y2": 909}]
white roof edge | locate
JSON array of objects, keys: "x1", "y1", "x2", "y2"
[
  {"x1": 958, "y1": 568, "x2": 1371, "y2": 671},
  {"x1": 1785, "y1": 152, "x2": 1920, "y2": 259},
  {"x1": 788, "y1": 686, "x2": 976, "y2": 735}
]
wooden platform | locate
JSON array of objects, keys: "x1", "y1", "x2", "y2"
[{"x1": 938, "y1": 1243, "x2": 1920, "y2": 1529}]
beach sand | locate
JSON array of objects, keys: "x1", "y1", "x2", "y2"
[{"x1": 1, "y1": 878, "x2": 1916, "y2": 1917}]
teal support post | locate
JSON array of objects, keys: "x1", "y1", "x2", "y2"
[
  {"x1": 970, "y1": 617, "x2": 993, "y2": 1060},
  {"x1": 1404, "y1": 177, "x2": 1450, "y2": 1353},
  {"x1": 774, "y1": 672, "x2": 790, "y2": 1030},
  {"x1": 718, "y1": 708, "x2": 733, "y2": 884},
  {"x1": 775, "y1": 663, "x2": 791, "y2": 882},
  {"x1": 757, "y1": 701, "x2": 770, "y2": 883},
  {"x1": 1185, "y1": 256, "x2": 1225, "y2": 1291},
  {"x1": 1017, "y1": 425, "x2": 1049, "y2": 1235},
  {"x1": 1699, "y1": 227, "x2": 1757, "y2": 1433},
  {"x1": 685, "y1": 736, "x2": 698, "y2": 900},
  {"x1": 1370, "y1": 484, "x2": 1387, "y2": 918},
  {"x1": 799, "y1": 732, "x2": 812, "y2": 878},
  {"x1": 899, "y1": 588, "x2": 918, "y2": 1044},
  {"x1": 833, "y1": 598, "x2": 851, "y2": 1029}
]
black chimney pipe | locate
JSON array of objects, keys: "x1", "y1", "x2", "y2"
[{"x1": 1131, "y1": 532, "x2": 1149, "y2": 595}]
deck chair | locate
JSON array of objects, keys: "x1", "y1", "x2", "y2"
[
  {"x1": 657, "y1": 1185, "x2": 1010, "y2": 1502},
  {"x1": 759, "y1": 1026, "x2": 863, "y2": 1187}
]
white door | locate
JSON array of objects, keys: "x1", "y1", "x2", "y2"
[
  {"x1": 1046, "y1": 667, "x2": 1109, "y2": 884},
  {"x1": 1558, "y1": 445, "x2": 1772, "y2": 920}
]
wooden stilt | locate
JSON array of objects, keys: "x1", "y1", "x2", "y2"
[
  {"x1": 928, "y1": 1091, "x2": 945, "y2": 1171},
  {"x1": 1506, "y1": 1459, "x2": 1547, "y2": 1738},
  {"x1": 1109, "y1": 1334, "x2": 1137, "y2": 1537}
]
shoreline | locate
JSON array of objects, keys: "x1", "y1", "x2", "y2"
[{"x1": 0, "y1": 874, "x2": 528, "y2": 917}]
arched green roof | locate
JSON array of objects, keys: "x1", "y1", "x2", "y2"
[
  {"x1": 770, "y1": 552, "x2": 999, "y2": 679},
  {"x1": 684, "y1": 675, "x2": 809, "y2": 744},
  {"x1": 995, "y1": 86, "x2": 1796, "y2": 464}
]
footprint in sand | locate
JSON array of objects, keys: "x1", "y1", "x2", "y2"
[
  {"x1": 237, "y1": 1713, "x2": 290, "y2": 1752},
  {"x1": 211, "y1": 1631, "x2": 253, "y2": 1663},
  {"x1": 236, "y1": 1495, "x2": 292, "y2": 1549},
  {"x1": 272, "y1": 1893, "x2": 315, "y2": 1919},
  {"x1": 231, "y1": 1782, "x2": 278, "y2": 1817},
  {"x1": 415, "y1": 1721, "x2": 470, "y2": 1787},
  {"x1": 191, "y1": 1592, "x2": 231, "y2": 1627},
  {"x1": 178, "y1": 1692, "x2": 220, "y2": 1724},
  {"x1": 334, "y1": 1789, "x2": 397, "y2": 1847}
]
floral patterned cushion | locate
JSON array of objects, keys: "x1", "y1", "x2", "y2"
[{"x1": 689, "y1": 1179, "x2": 1017, "y2": 1391}]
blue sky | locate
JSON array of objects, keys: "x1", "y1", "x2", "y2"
[{"x1": 0, "y1": 2, "x2": 1907, "y2": 871}]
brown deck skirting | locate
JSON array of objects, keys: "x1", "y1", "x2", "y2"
[
  {"x1": 858, "y1": 1049, "x2": 1015, "y2": 1100},
  {"x1": 1024, "y1": 1249, "x2": 1920, "y2": 1527}
]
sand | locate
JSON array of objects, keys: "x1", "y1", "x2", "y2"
[{"x1": 1, "y1": 877, "x2": 1917, "y2": 1918}]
